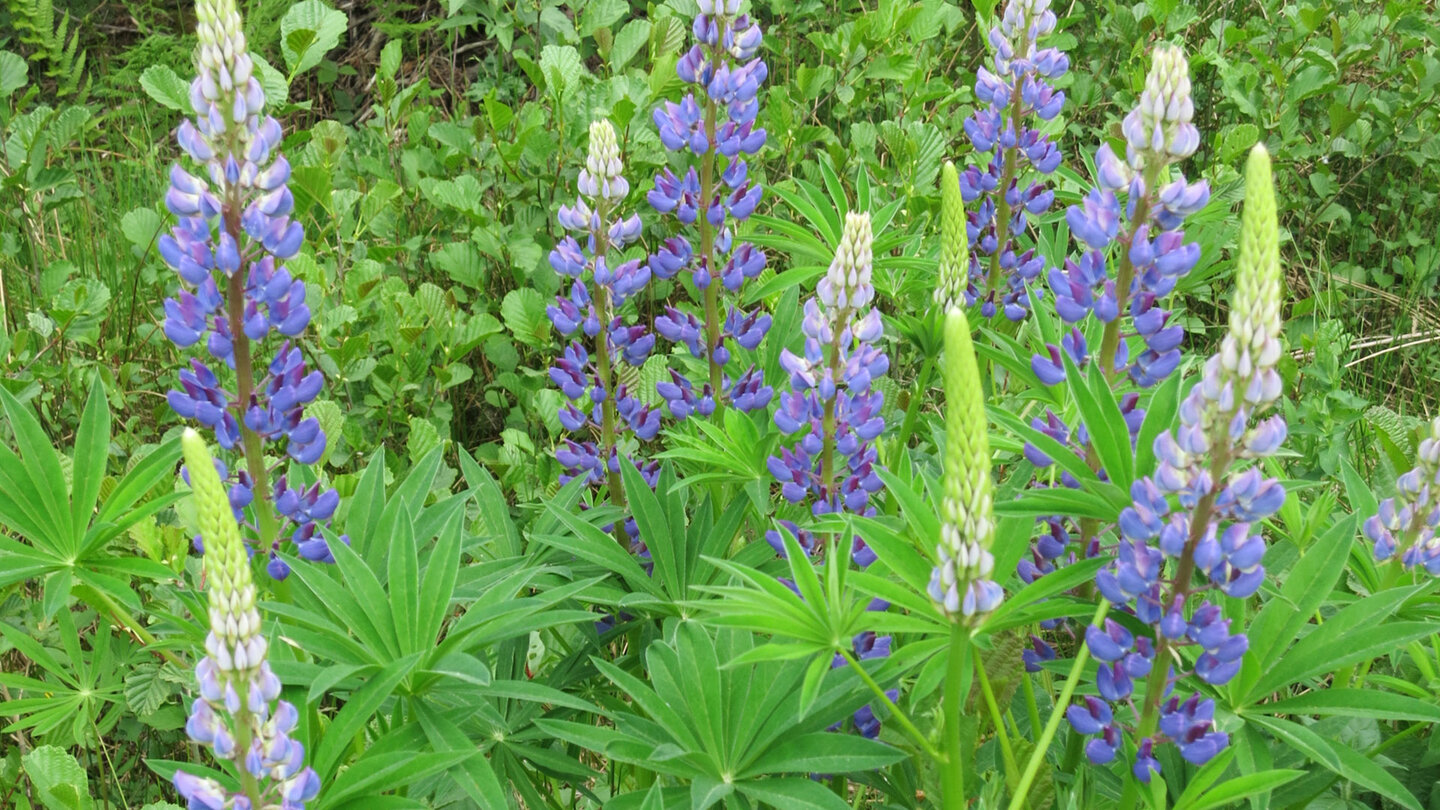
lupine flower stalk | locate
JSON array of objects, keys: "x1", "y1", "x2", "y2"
[
  {"x1": 1036, "y1": 44, "x2": 1210, "y2": 388},
  {"x1": 547, "y1": 120, "x2": 660, "y2": 545},
  {"x1": 769, "y1": 212, "x2": 888, "y2": 521},
  {"x1": 1363, "y1": 415, "x2": 1440, "y2": 576},
  {"x1": 174, "y1": 429, "x2": 321, "y2": 809},
  {"x1": 1067, "y1": 145, "x2": 1286, "y2": 783},
  {"x1": 1016, "y1": 45, "x2": 1208, "y2": 660},
  {"x1": 934, "y1": 162, "x2": 971, "y2": 313},
  {"x1": 650, "y1": 0, "x2": 772, "y2": 419},
  {"x1": 958, "y1": 0, "x2": 1069, "y2": 320},
  {"x1": 928, "y1": 307, "x2": 1003, "y2": 620},
  {"x1": 159, "y1": 0, "x2": 342, "y2": 579},
  {"x1": 766, "y1": 212, "x2": 894, "y2": 738}
]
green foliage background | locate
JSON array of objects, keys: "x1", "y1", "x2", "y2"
[{"x1": 0, "y1": 0, "x2": 1438, "y2": 807}]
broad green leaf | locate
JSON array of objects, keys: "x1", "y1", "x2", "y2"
[
  {"x1": 1176, "y1": 769, "x2": 1305, "y2": 810},
  {"x1": 1254, "y1": 688, "x2": 1440, "y2": 723},
  {"x1": 280, "y1": 0, "x2": 348, "y2": 76},
  {"x1": 138, "y1": 65, "x2": 189, "y2": 111},
  {"x1": 740, "y1": 732, "x2": 904, "y2": 777},
  {"x1": 22, "y1": 745, "x2": 93, "y2": 810},
  {"x1": 0, "y1": 50, "x2": 27, "y2": 97},
  {"x1": 1249, "y1": 715, "x2": 1421, "y2": 810}
]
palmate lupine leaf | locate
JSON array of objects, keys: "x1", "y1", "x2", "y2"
[
  {"x1": 0, "y1": 380, "x2": 182, "y2": 616},
  {"x1": 540, "y1": 624, "x2": 899, "y2": 808}
]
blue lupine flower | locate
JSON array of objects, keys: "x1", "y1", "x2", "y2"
[
  {"x1": 650, "y1": 0, "x2": 773, "y2": 418},
  {"x1": 1036, "y1": 44, "x2": 1209, "y2": 388},
  {"x1": 546, "y1": 121, "x2": 660, "y2": 549},
  {"x1": 1066, "y1": 145, "x2": 1285, "y2": 781},
  {"x1": 177, "y1": 429, "x2": 320, "y2": 809},
  {"x1": 764, "y1": 213, "x2": 894, "y2": 735},
  {"x1": 1364, "y1": 415, "x2": 1440, "y2": 575},
  {"x1": 957, "y1": 0, "x2": 1069, "y2": 320},
  {"x1": 159, "y1": 0, "x2": 343, "y2": 579}
]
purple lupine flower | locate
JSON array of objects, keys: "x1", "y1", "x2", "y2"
[
  {"x1": 1011, "y1": 44, "x2": 1205, "y2": 660},
  {"x1": 1039, "y1": 44, "x2": 1209, "y2": 388},
  {"x1": 158, "y1": 0, "x2": 343, "y2": 579},
  {"x1": 1364, "y1": 415, "x2": 1440, "y2": 574},
  {"x1": 957, "y1": 0, "x2": 1069, "y2": 320},
  {"x1": 766, "y1": 212, "x2": 895, "y2": 735},
  {"x1": 1066, "y1": 145, "x2": 1284, "y2": 782},
  {"x1": 547, "y1": 120, "x2": 660, "y2": 551},
  {"x1": 650, "y1": 0, "x2": 773, "y2": 418},
  {"x1": 769, "y1": 214, "x2": 888, "y2": 517},
  {"x1": 177, "y1": 429, "x2": 320, "y2": 809}
]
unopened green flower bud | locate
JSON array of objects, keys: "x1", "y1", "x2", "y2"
[
  {"x1": 182, "y1": 429, "x2": 265, "y2": 673},
  {"x1": 928, "y1": 308, "x2": 1003, "y2": 621},
  {"x1": 819, "y1": 211, "x2": 875, "y2": 313},
  {"x1": 933, "y1": 162, "x2": 970, "y2": 312},
  {"x1": 580, "y1": 120, "x2": 628, "y2": 201},
  {"x1": 1222, "y1": 144, "x2": 1284, "y2": 405}
]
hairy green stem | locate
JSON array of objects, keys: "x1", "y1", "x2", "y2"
[
  {"x1": 976, "y1": 656, "x2": 1020, "y2": 782},
  {"x1": 941, "y1": 624, "x2": 971, "y2": 810},
  {"x1": 1006, "y1": 601, "x2": 1110, "y2": 810},
  {"x1": 841, "y1": 649, "x2": 944, "y2": 762}
]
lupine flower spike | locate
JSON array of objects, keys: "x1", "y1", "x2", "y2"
[
  {"x1": 1037, "y1": 44, "x2": 1210, "y2": 389},
  {"x1": 651, "y1": 0, "x2": 773, "y2": 419},
  {"x1": 547, "y1": 120, "x2": 660, "y2": 549},
  {"x1": 175, "y1": 429, "x2": 321, "y2": 810},
  {"x1": 928, "y1": 307, "x2": 1003, "y2": 620},
  {"x1": 160, "y1": 0, "x2": 343, "y2": 579},
  {"x1": 1365, "y1": 415, "x2": 1440, "y2": 575},
  {"x1": 958, "y1": 0, "x2": 1069, "y2": 320},
  {"x1": 1015, "y1": 45, "x2": 1208, "y2": 651},
  {"x1": 767, "y1": 212, "x2": 894, "y2": 737},
  {"x1": 934, "y1": 162, "x2": 970, "y2": 313},
  {"x1": 1067, "y1": 145, "x2": 1286, "y2": 781}
]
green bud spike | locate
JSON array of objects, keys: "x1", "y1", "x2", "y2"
[
  {"x1": 1231, "y1": 144, "x2": 1282, "y2": 352},
  {"x1": 182, "y1": 429, "x2": 264, "y2": 672},
  {"x1": 941, "y1": 308, "x2": 993, "y2": 551},
  {"x1": 934, "y1": 162, "x2": 970, "y2": 312}
]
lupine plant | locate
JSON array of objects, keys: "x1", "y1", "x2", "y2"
[
  {"x1": 546, "y1": 119, "x2": 659, "y2": 546},
  {"x1": 12, "y1": 1, "x2": 1440, "y2": 807},
  {"x1": 958, "y1": 0, "x2": 1068, "y2": 320},
  {"x1": 1016, "y1": 44, "x2": 1210, "y2": 664},
  {"x1": 1036, "y1": 44, "x2": 1209, "y2": 388},
  {"x1": 650, "y1": 0, "x2": 773, "y2": 419},
  {"x1": 173, "y1": 429, "x2": 320, "y2": 809},
  {"x1": 1067, "y1": 145, "x2": 1285, "y2": 790},
  {"x1": 158, "y1": 0, "x2": 341, "y2": 579}
]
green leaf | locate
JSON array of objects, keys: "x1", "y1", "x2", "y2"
[
  {"x1": 22, "y1": 746, "x2": 93, "y2": 810},
  {"x1": 0, "y1": 50, "x2": 27, "y2": 97},
  {"x1": 500, "y1": 288, "x2": 549, "y2": 348},
  {"x1": 68, "y1": 381, "x2": 109, "y2": 544},
  {"x1": 138, "y1": 65, "x2": 190, "y2": 111},
  {"x1": 539, "y1": 45, "x2": 586, "y2": 95},
  {"x1": 1249, "y1": 715, "x2": 1421, "y2": 810},
  {"x1": 737, "y1": 777, "x2": 851, "y2": 810},
  {"x1": 741, "y1": 732, "x2": 904, "y2": 777},
  {"x1": 1254, "y1": 688, "x2": 1440, "y2": 724},
  {"x1": 280, "y1": 0, "x2": 348, "y2": 76},
  {"x1": 1176, "y1": 769, "x2": 1305, "y2": 810},
  {"x1": 312, "y1": 654, "x2": 420, "y2": 780},
  {"x1": 610, "y1": 19, "x2": 652, "y2": 71}
]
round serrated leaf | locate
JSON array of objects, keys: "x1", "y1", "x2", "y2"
[
  {"x1": 501, "y1": 288, "x2": 551, "y2": 348},
  {"x1": 139, "y1": 65, "x2": 190, "y2": 112},
  {"x1": 281, "y1": 0, "x2": 349, "y2": 76},
  {"x1": 0, "y1": 50, "x2": 27, "y2": 97}
]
